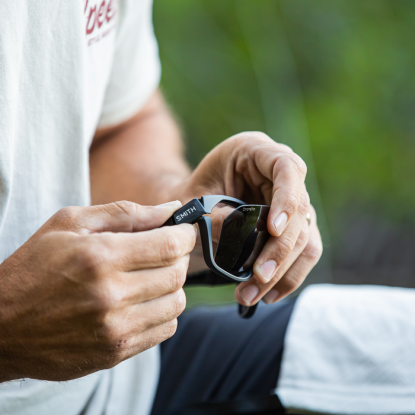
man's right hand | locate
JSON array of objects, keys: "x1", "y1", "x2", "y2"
[{"x1": 0, "y1": 200, "x2": 195, "y2": 382}]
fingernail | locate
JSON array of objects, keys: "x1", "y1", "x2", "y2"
[
  {"x1": 263, "y1": 289, "x2": 280, "y2": 304},
  {"x1": 258, "y1": 260, "x2": 277, "y2": 283},
  {"x1": 193, "y1": 224, "x2": 198, "y2": 237},
  {"x1": 156, "y1": 200, "x2": 182, "y2": 209},
  {"x1": 240, "y1": 285, "x2": 259, "y2": 305},
  {"x1": 273, "y1": 212, "x2": 288, "y2": 236}
]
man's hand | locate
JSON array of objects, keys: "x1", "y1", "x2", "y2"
[
  {"x1": 0, "y1": 201, "x2": 195, "y2": 382},
  {"x1": 89, "y1": 92, "x2": 321, "y2": 306},
  {"x1": 175, "y1": 132, "x2": 323, "y2": 306}
]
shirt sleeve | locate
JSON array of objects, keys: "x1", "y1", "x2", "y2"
[{"x1": 98, "y1": 0, "x2": 161, "y2": 128}]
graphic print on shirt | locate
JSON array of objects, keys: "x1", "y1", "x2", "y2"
[{"x1": 84, "y1": 0, "x2": 118, "y2": 46}]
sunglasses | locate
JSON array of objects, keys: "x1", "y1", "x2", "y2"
[{"x1": 163, "y1": 195, "x2": 270, "y2": 318}]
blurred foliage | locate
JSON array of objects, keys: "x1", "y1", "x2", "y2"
[
  {"x1": 153, "y1": 0, "x2": 415, "y2": 304},
  {"x1": 184, "y1": 285, "x2": 236, "y2": 308}
]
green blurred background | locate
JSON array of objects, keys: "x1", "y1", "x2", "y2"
[{"x1": 153, "y1": 0, "x2": 415, "y2": 306}]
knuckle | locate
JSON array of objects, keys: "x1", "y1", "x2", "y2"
[
  {"x1": 235, "y1": 131, "x2": 270, "y2": 142},
  {"x1": 283, "y1": 189, "x2": 300, "y2": 216},
  {"x1": 308, "y1": 204, "x2": 317, "y2": 221},
  {"x1": 230, "y1": 132, "x2": 275, "y2": 152},
  {"x1": 302, "y1": 240, "x2": 323, "y2": 262},
  {"x1": 298, "y1": 191, "x2": 310, "y2": 216},
  {"x1": 249, "y1": 131, "x2": 271, "y2": 142},
  {"x1": 102, "y1": 329, "x2": 120, "y2": 350},
  {"x1": 112, "y1": 200, "x2": 139, "y2": 216},
  {"x1": 74, "y1": 243, "x2": 106, "y2": 275},
  {"x1": 277, "y1": 153, "x2": 307, "y2": 179},
  {"x1": 278, "y1": 143, "x2": 294, "y2": 153},
  {"x1": 171, "y1": 257, "x2": 188, "y2": 291},
  {"x1": 161, "y1": 232, "x2": 182, "y2": 265},
  {"x1": 173, "y1": 289, "x2": 186, "y2": 315},
  {"x1": 97, "y1": 321, "x2": 123, "y2": 354},
  {"x1": 87, "y1": 281, "x2": 121, "y2": 318},
  {"x1": 291, "y1": 153, "x2": 307, "y2": 177},
  {"x1": 163, "y1": 319, "x2": 178, "y2": 340},
  {"x1": 276, "y1": 236, "x2": 296, "y2": 262},
  {"x1": 180, "y1": 225, "x2": 197, "y2": 251},
  {"x1": 297, "y1": 227, "x2": 310, "y2": 248},
  {"x1": 53, "y1": 206, "x2": 81, "y2": 227},
  {"x1": 283, "y1": 274, "x2": 302, "y2": 293}
]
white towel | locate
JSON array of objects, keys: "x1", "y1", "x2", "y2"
[{"x1": 276, "y1": 284, "x2": 415, "y2": 414}]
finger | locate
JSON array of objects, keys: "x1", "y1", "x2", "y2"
[
  {"x1": 73, "y1": 224, "x2": 197, "y2": 272},
  {"x1": 104, "y1": 288, "x2": 186, "y2": 343},
  {"x1": 235, "y1": 206, "x2": 322, "y2": 305},
  {"x1": 262, "y1": 210, "x2": 322, "y2": 304},
  {"x1": 50, "y1": 200, "x2": 182, "y2": 234},
  {"x1": 115, "y1": 255, "x2": 190, "y2": 305},
  {"x1": 115, "y1": 319, "x2": 179, "y2": 365},
  {"x1": 253, "y1": 211, "x2": 305, "y2": 284},
  {"x1": 235, "y1": 224, "x2": 309, "y2": 306},
  {"x1": 253, "y1": 186, "x2": 309, "y2": 283},
  {"x1": 268, "y1": 178, "x2": 309, "y2": 238},
  {"x1": 224, "y1": 133, "x2": 307, "y2": 236},
  {"x1": 133, "y1": 288, "x2": 187, "y2": 332}
]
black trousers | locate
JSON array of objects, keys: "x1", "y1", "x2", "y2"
[{"x1": 151, "y1": 299, "x2": 296, "y2": 415}]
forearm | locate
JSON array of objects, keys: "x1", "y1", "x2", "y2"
[{"x1": 90, "y1": 90, "x2": 190, "y2": 206}]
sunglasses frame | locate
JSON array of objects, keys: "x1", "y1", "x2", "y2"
[
  {"x1": 163, "y1": 195, "x2": 270, "y2": 319},
  {"x1": 164, "y1": 195, "x2": 264, "y2": 282}
]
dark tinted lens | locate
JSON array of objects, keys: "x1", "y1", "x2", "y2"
[{"x1": 214, "y1": 205, "x2": 270, "y2": 276}]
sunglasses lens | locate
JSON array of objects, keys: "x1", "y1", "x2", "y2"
[{"x1": 214, "y1": 205, "x2": 270, "y2": 276}]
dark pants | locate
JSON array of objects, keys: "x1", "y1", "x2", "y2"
[{"x1": 151, "y1": 299, "x2": 296, "y2": 415}]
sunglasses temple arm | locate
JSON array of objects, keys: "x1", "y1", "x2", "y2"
[
  {"x1": 163, "y1": 195, "x2": 246, "y2": 227},
  {"x1": 238, "y1": 303, "x2": 258, "y2": 319},
  {"x1": 162, "y1": 198, "x2": 207, "y2": 227}
]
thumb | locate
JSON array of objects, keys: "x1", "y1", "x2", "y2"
[{"x1": 52, "y1": 200, "x2": 183, "y2": 234}]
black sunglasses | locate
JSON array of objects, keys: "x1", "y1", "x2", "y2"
[{"x1": 163, "y1": 195, "x2": 270, "y2": 318}]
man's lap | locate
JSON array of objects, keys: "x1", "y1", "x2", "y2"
[{"x1": 151, "y1": 299, "x2": 296, "y2": 415}]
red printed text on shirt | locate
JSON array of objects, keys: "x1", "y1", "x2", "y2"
[{"x1": 84, "y1": 0, "x2": 118, "y2": 45}]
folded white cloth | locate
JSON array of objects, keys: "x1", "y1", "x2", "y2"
[{"x1": 276, "y1": 284, "x2": 415, "y2": 414}]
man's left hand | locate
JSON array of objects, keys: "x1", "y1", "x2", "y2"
[{"x1": 175, "y1": 132, "x2": 323, "y2": 306}]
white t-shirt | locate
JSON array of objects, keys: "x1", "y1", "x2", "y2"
[{"x1": 0, "y1": 0, "x2": 161, "y2": 413}]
